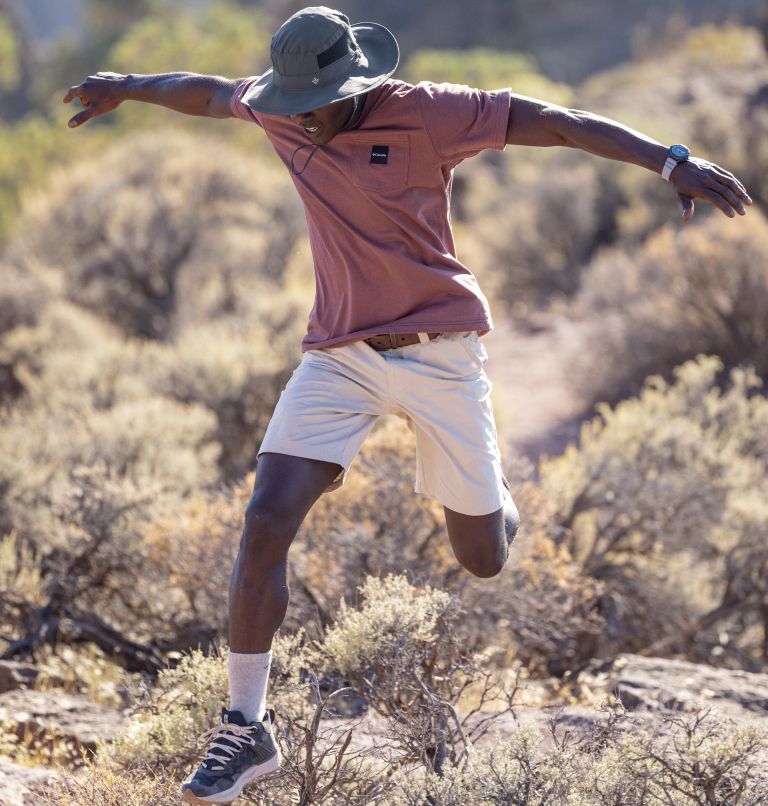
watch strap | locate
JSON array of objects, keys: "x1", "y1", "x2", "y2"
[{"x1": 661, "y1": 155, "x2": 678, "y2": 182}]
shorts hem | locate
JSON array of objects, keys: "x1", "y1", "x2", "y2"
[
  {"x1": 257, "y1": 440, "x2": 351, "y2": 470},
  {"x1": 415, "y1": 479, "x2": 506, "y2": 517}
]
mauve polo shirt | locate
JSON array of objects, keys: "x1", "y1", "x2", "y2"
[{"x1": 230, "y1": 78, "x2": 512, "y2": 352}]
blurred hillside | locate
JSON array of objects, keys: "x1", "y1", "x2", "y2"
[{"x1": 11, "y1": 0, "x2": 766, "y2": 80}]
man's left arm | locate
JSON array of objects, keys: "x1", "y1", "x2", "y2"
[{"x1": 505, "y1": 94, "x2": 752, "y2": 222}]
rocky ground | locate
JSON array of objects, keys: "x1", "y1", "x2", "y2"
[{"x1": 1, "y1": 652, "x2": 767, "y2": 804}]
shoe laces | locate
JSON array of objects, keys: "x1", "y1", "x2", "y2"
[{"x1": 197, "y1": 722, "x2": 258, "y2": 771}]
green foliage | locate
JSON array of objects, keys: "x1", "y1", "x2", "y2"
[
  {"x1": 108, "y1": 0, "x2": 269, "y2": 79},
  {"x1": 403, "y1": 48, "x2": 573, "y2": 105},
  {"x1": 320, "y1": 574, "x2": 457, "y2": 683},
  {"x1": 0, "y1": 115, "x2": 106, "y2": 242},
  {"x1": 85, "y1": 0, "x2": 158, "y2": 42},
  {"x1": 682, "y1": 23, "x2": 765, "y2": 67},
  {"x1": 541, "y1": 357, "x2": 768, "y2": 664},
  {"x1": 0, "y1": 13, "x2": 19, "y2": 93}
]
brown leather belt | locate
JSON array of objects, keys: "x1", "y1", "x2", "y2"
[{"x1": 364, "y1": 332, "x2": 441, "y2": 351}]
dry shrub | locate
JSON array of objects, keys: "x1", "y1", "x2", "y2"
[
  {"x1": 0, "y1": 388, "x2": 219, "y2": 537},
  {"x1": 0, "y1": 301, "x2": 151, "y2": 409},
  {"x1": 576, "y1": 210, "x2": 768, "y2": 405},
  {"x1": 390, "y1": 708, "x2": 768, "y2": 805},
  {"x1": 541, "y1": 356, "x2": 768, "y2": 667},
  {"x1": 145, "y1": 322, "x2": 297, "y2": 479},
  {"x1": 6, "y1": 130, "x2": 304, "y2": 340},
  {"x1": 42, "y1": 577, "x2": 768, "y2": 804},
  {"x1": 1, "y1": 299, "x2": 298, "y2": 480},
  {"x1": 102, "y1": 636, "x2": 386, "y2": 804},
  {"x1": 43, "y1": 765, "x2": 180, "y2": 806},
  {"x1": 0, "y1": 463, "x2": 184, "y2": 669},
  {"x1": 290, "y1": 418, "x2": 453, "y2": 629},
  {"x1": 0, "y1": 330, "x2": 223, "y2": 666},
  {"x1": 46, "y1": 703, "x2": 768, "y2": 805},
  {"x1": 0, "y1": 262, "x2": 58, "y2": 399},
  {"x1": 314, "y1": 574, "x2": 518, "y2": 777},
  {"x1": 389, "y1": 725, "x2": 579, "y2": 806},
  {"x1": 143, "y1": 481, "x2": 250, "y2": 646},
  {"x1": 575, "y1": 25, "x2": 766, "y2": 245},
  {"x1": 459, "y1": 482, "x2": 605, "y2": 677},
  {"x1": 458, "y1": 150, "x2": 608, "y2": 315},
  {"x1": 145, "y1": 418, "x2": 604, "y2": 677}
]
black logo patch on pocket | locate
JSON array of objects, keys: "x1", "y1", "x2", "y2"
[{"x1": 370, "y1": 145, "x2": 389, "y2": 165}]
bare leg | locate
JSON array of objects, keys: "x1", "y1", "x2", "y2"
[
  {"x1": 443, "y1": 490, "x2": 519, "y2": 578},
  {"x1": 228, "y1": 452, "x2": 342, "y2": 652}
]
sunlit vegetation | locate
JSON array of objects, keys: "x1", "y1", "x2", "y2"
[{"x1": 0, "y1": 0, "x2": 766, "y2": 801}]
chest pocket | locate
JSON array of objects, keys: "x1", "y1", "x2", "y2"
[{"x1": 349, "y1": 134, "x2": 410, "y2": 192}]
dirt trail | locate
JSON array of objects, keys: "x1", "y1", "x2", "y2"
[{"x1": 484, "y1": 315, "x2": 591, "y2": 465}]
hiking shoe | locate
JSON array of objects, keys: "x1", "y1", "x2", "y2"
[{"x1": 181, "y1": 708, "x2": 281, "y2": 804}]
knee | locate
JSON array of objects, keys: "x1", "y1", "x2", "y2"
[
  {"x1": 504, "y1": 501, "x2": 520, "y2": 547},
  {"x1": 458, "y1": 543, "x2": 507, "y2": 579},
  {"x1": 463, "y1": 555, "x2": 506, "y2": 579},
  {"x1": 240, "y1": 500, "x2": 295, "y2": 566}
]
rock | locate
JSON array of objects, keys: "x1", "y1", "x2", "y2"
[
  {"x1": 0, "y1": 689, "x2": 124, "y2": 754},
  {"x1": 578, "y1": 653, "x2": 768, "y2": 721},
  {"x1": 0, "y1": 660, "x2": 64, "y2": 694},
  {"x1": 0, "y1": 661, "x2": 56, "y2": 694},
  {"x1": 0, "y1": 762, "x2": 59, "y2": 806}
]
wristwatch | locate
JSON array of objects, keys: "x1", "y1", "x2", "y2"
[{"x1": 661, "y1": 144, "x2": 690, "y2": 181}]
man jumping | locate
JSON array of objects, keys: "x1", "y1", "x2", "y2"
[{"x1": 64, "y1": 6, "x2": 751, "y2": 803}]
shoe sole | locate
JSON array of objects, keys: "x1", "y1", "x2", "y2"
[{"x1": 181, "y1": 753, "x2": 282, "y2": 804}]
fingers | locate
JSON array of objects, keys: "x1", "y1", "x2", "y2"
[
  {"x1": 64, "y1": 78, "x2": 110, "y2": 128},
  {"x1": 68, "y1": 106, "x2": 100, "y2": 129},
  {"x1": 679, "y1": 194, "x2": 694, "y2": 222},
  {"x1": 699, "y1": 186, "x2": 739, "y2": 218},
  {"x1": 709, "y1": 164, "x2": 751, "y2": 203},
  {"x1": 63, "y1": 84, "x2": 84, "y2": 104},
  {"x1": 675, "y1": 160, "x2": 753, "y2": 219},
  {"x1": 704, "y1": 176, "x2": 746, "y2": 216},
  {"x1": 688, "y1": 158, "x2": 752, "y2": 212}
]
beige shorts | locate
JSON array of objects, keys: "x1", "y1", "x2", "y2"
[{"x1": 258, "y1": 332, "x2": 506, "y2": 516}]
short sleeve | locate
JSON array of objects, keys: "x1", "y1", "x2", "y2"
[
  {"x1": 416, "y1": 81, "x2": 511, "y2": 163},
  {"x1": 230, "y1": 77, "x2": 265, "y2": 127}
]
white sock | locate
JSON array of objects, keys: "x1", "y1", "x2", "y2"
[{"x1": 228, "y1": 650, "x2": 272, "y2": 724}]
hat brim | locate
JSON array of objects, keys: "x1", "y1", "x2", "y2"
[{"x1": 241, "y1": 22, "x2": 399, "y2": 116}]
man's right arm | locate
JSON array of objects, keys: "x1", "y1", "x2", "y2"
[{"x1": 63, "y1": 72, "x2": 246, "y2": 128}]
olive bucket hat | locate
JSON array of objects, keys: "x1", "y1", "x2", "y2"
[{"x1": 241, "y1": 6, "x2": 399, "y2": 116}]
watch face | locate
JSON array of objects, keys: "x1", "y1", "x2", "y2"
[{"x1": 670, "y1": 144, "x2": 690, "y2": 161}]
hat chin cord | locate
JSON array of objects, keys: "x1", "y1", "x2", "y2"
[{"x1": 291, "y1": 93, "x2": 366, "y2": 176}]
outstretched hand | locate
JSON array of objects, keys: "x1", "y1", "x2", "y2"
[
  {"x1": 63, "y1": 72, "x2": 128, "y2": 128},
  {"x1": 671, "y1": 158, "x2": 752, "y2": 222}
]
